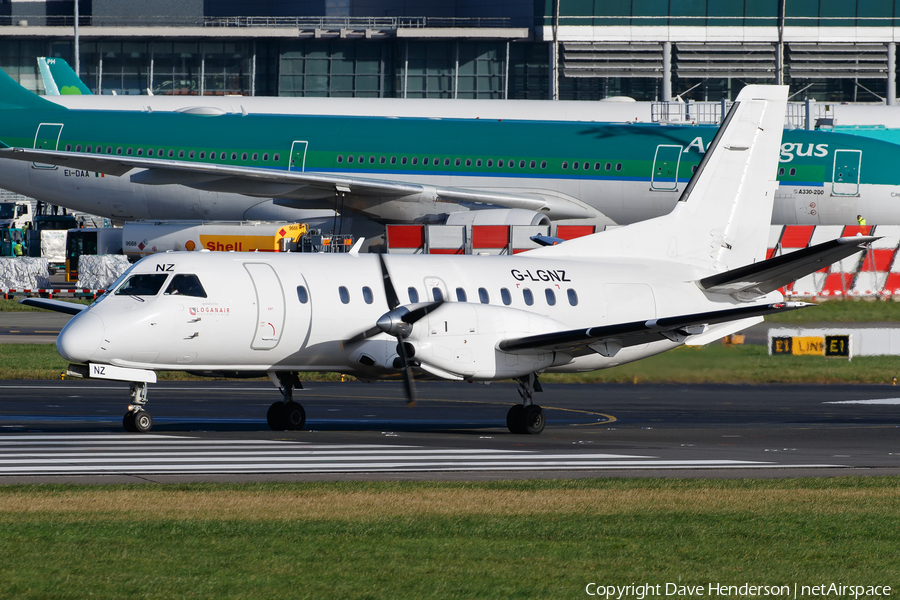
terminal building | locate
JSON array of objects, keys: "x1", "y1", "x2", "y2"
[{"x1": 0, "y1": 0, "x2": 898, "y2": 104}]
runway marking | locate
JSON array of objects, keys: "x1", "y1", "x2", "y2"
[
  {"x1": 825, "y1": 399, "x2": 900, "y2": 405},
  {"x1": 0, "y1": 434, "x2": 846, "y2": 475}
]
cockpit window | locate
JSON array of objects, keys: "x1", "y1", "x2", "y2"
[
  {"x1": 164, "y1": 274, "x2": 207, "y2": 298},
  {"x1": 115, "y1": 274, "x2": 169, "y2": 297}
]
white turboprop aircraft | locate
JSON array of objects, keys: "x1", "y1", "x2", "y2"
[{"x1": 29, "y1": 85, "x2": 874, "y2": 435}]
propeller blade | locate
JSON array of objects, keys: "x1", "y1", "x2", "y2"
[
  {"x1": 341, "y1": 325, "x2": 383, "y2": 347},
  {"x1": 401, "y1": 300, "x2": 444, "y2": 324},
  {"x1": 396, "y1": 336, "x2": 417, "y2": 407},
  {"x1": 378, "y1": 253, "x2": 401, "y2": 310}
]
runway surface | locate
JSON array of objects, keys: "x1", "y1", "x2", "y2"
[{"x1": 0, "y1": 380, "x2": 898, "y2": 483}]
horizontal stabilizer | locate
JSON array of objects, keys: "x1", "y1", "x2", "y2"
[
  {"x1": 699, "y1": 236, "x2": 877, "y2": 300},
  {"x1": 20, "y1": 298, "x2": 87, "y2": 315},
  {"x1": 498, "y1": 301, "x2": 810, "y2": 355}
]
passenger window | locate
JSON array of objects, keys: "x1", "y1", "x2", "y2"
[
  {"x1": 779, "y1": 167, "x2": 785, "y2": 175},
  {"x1": 75, "y1": 144, "x2": 81, "y2": 152},
  {"x1": 498, "y1": 159, "x2": 504, "y2": 167},
  {"x1": 789, "y1": 168, "x2": 796, "y2": 176},
  {"x1": 432, "y1": 287, "x2": 444, "y2": 302},
  {"x1": 455, "y1": 158, "x2": 461, "y2": 166},
  {"x1": 562, "y1": 161, "x2": 568, "y2": 169},
  {"x1": 65, "y1": 144, "x2": 71, "y2": 151},
  {"x1": 616, "y1": 163, "x2": 622, "y2": 171},
  {"x1": 423, "y1": 157, "x2": 429, "y2": 166},
  {"x1": 362, "y1": 286, "x2": 374, "y2": 304},
  {"x1": 189, "y1": 150, "x2": 195, "y2": 159},
  {"x1": 605, "y1": 162, "x2": 611, "y2": 170},
  {"x1": 262, "y1": 153, "x2": 268, "y2": 161},
  {"x1": 519, "y1": 160, "x2": 525, "y2": 168},
  {"x1": 339, "y1": 286, "x2": 350, "y2": 304},
  {"x1": 380, "y1": 156, "x2": 386, "y2": 164},
  {"x1": 164, "y1": 274, "x2": 207, "y2": 298},
  {"x1": 231, "y1": 152, "x2": 237, "y2": 161},
  {"x1": 500, "y1": 288, "x2": 511, "y2": 305},
  {"x1": 168, "y1": 150, "x2": 175, "y2": 158},
  {"x1": 573, "y1": 162, "x2": 579, "y2": 170},
  {"x1": 487, "y1": 159, "x2": 493, "y2": 167},
  {"x1": 567, "y1": 289, "x2": 578, "y2": 306},
  {"x1": 242, "y1": 152, "x2": 248, "y2": 161},
  {"x1": 219, "y1": 152, "x2": 226, "y2": 160},
  {"x1": 412, "y1": 157, "x2": 418, "y2": 165},
  {"x1": 369, "y1": 156, "x2": 375, "y2": 164},
  {"x1": 297, "y1": 286, "x2": 309, "y2": 304},
  {"x1": 466, "y1": 159, "x2": 472, "y2": 167},
  {"x1": 178, "y1": 150, "x2": 185, "y2": 158},
  {"x1": 523, "y1": 288, "x2": 534, "y2": 306},
  {"x1": 456, "y1": 287, "x2": 467, "y2": 302},
  {"x1": 273, "y1": 153, "x2": 280, "y2": 162},
  {"x1": 358, "y1": 155, "x2": 364, "y2": 163},
  {"x1": 478, "y1": 288, "x2": 489, "y2": 304},
  {"x1": 86, "y1": 145, "x2": 92, "y2": 152},
  {"x1": 540, "y1": 161, "x2": 546, "y2": 169},
  {"x1": 126, "y1": 148, "x2": 133, "y2": 155},
  {"x1": 391, "y1": 156, "x2": 397, "y2": 164},
  {"x1": 476, "y1": 159, "x2": 483, "y2": 167},
  {"x1": 347, "y1": 155, "x2": 354, "y2": 163},
  {"x1": 107, "y1": 146, "x2": 114, "y2": 154},
  {"x1": 401, "y1": 157, "x2": 408, "y2": 165},
  {"x1": 200, "y1": 151, "x2": 206, "y2": 159},
  {"x1": 545, "y1": 289, "x2": 556, "y2": 306},
  {"x1": 252, "y1": 153, "x2": 258, "y2": 161},
  {"x1": 408, "y1": 287, "x2": 419, "y2": 303},
  {"x1": 115, "y1": 274, "x2": 169, "y2": 297},
  {"x1": 530, "y1": 160, "x2": 536, "y2": 169}
]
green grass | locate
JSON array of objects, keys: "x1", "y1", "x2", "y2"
[
  {"x1": 767, "y1": 299, "x2": 900, "y2": 323},
  {"x1": 3, "y1": 343, "x2": 900, "y2": 384},
  {"x1": 0, "y1": 478, "x2": 898, "y2": 599}
]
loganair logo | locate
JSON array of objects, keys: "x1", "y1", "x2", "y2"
[
  {"x1": 682, "y1": 136, "x2": 830, "y2": 163},
  {"x1": 190, "y1": 306, "x2": 230, "y2": 315}
]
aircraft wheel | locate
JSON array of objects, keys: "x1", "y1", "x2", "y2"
[
  {"x1": 283, "y1": 402, "x2": 306, "y2": 431},
  {"x1": 133, "y1": 411, "x2": 153, "y2": 433},
  {"x1": 123, "y1": 412, "x2": 137, "y2": 433},
  {"x1": 267, "y1": 402, "x2": 286, "y2": 431},
  {"x1": 506, "y1": 405, "x2": 525, "y2": 434},
  {"x1": 522, "y1": 405, "x2": 545, "y2": 435}
]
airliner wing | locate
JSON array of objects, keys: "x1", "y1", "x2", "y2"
[
  {"x1": 497, "y1": 301, "x2": 809, "y2": 357},
  {"x1": 0, "y1": 146, "x2": 593, "y2": 220}
]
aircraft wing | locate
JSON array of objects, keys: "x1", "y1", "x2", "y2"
[
  {"x1": 0, "y1": 146, "x2": 593, "y2": 220},
  {"x1": 698, "y1": 236, "x2": 878, "y2": 300},
  {"x1": 20, "y1": 297, "x2": 87, "y2": 315},
  {"x1": 497, "y1": 301, "x2": 809, "y2": 357}
]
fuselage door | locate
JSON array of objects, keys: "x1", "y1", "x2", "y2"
[
  {"x1": 289, "y1": 141, "x2": 309, "y2": 172},
  {"x1": 33, "y1": 123, "x2": 63, "y2": 169},
  {"x1": 650, "y1": 144, "x2": 682, "y2": 191},
  {"x1": 244, "y1": 262, "x2": 286, "y2": 350},
  {"x1": 832, "y1": 149, "x2": 861, "y2": 196}
]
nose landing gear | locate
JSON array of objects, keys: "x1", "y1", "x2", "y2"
[{"x1": 122, "y1": 382, "x2": 153, "y2": 433}]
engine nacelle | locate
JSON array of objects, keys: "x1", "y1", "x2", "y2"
[
  {"x1": 444, "y1": 208, "x2": 551, "y2": 227},
  {"x1": 409, "y1": 302, "x2": 568, "y2": 381}
]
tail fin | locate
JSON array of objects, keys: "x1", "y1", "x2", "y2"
[
  {"x1": 528, "y1": 85, "x2": 788, "y2": 273},
  {"x1": 0, "y1": 66, "x2": 66, "y2": 110},
  {"x1": 38, "y1": 57, "x2": 91, "y2": 96}
]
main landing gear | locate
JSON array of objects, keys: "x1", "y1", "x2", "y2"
[
  {"x1": 506, "y1": 373, "x2": 545, "y2": 435},
  {"x1": 122, "y1": 382, "x2": 153, "y2": 433},
  {"x1": 267, "y1": 372, "x2": 306, "y2": 431}
]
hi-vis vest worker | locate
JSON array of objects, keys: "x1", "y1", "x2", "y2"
[{"x1": 858, "y1": 214, "x2": 867, "y2": 226}]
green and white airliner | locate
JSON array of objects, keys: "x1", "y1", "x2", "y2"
[{"x1": 0, "y1": 65, "x2": 897, "y2": 229}]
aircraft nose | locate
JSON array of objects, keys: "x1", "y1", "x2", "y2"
[{"x1": 56, "y1": 311, "x2": 105, "y2": 363}]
